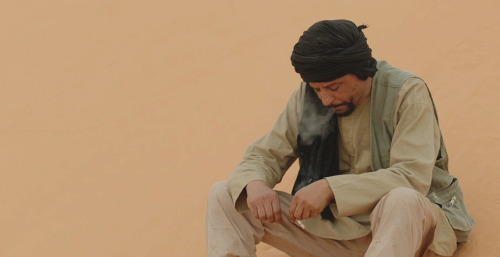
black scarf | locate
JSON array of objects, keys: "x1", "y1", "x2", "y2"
[{"x1": 292, "y1": 84, "x2": 340, "y2": 220}]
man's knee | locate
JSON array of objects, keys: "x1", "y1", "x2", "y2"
[
  {"x1": 208, "y1": 180, "x2": 233, "y2": 207},
  {"x1": 372, "y1": 187, "x2": 433, "y2": 219},
  {"x1": 371, "y1": 187, "x2": 436, "y2": 228},
  {"x1": 380, "y1": 187, "x2": 424, "y2": 206}
]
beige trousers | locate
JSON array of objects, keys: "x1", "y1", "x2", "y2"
[{"x1": 206, "y1": 181, "x2": 443, "y2": 257}]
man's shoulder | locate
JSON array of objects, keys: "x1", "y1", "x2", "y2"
[{"x1": 374, "y1": 60, "x2": 420, "y2": 89}]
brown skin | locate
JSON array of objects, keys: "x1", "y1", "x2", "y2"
[
  {"x1": 309, "y1": 74, "x2": 372, "y2": 117},
  {"x1": 246, "y1": 74, "x2": 373, "y2": 223},
  {"x1": 246, "y1": 180, "x2": 282, "y2": 223},
  {"x1": 246, "y1": 179, "x2": 334, "y2": 224},
  {"x1": 288, "y1": 179, "x2": 334, "y2": 222}
]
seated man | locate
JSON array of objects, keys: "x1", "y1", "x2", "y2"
[{"x1": 206, "y1": 19, "x2": 474, "y2": 257}]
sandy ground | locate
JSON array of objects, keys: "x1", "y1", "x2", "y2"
[{"x1": 1, "y1": 0, "x2": 499, "y2": 256}]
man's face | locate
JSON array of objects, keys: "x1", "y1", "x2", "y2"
[{"x1": 309, "y1": 74, "x2": 370, "y2": 117}]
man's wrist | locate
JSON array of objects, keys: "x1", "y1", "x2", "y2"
[
  {"x1": 322, "y1": 178, "x2": 335, "y2": 200},
  {"x1": 246, "y1": 180, "x2": 267, "y2": 191}
]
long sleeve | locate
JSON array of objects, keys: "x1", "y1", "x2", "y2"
[
  {"x1": 327, "y1": 78, "x2": 441, "y2": 218},
  {"x1": 228, "y1": 85, "x2": 304, "y2": 212}
]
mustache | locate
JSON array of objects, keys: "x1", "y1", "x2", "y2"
[{"x1": 328, "y1": 103, "x2": 350, "y2": 108}]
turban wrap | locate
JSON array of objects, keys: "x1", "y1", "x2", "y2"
[{"x1": 291, "y1": 19, "x2": 377, "y2": 82}]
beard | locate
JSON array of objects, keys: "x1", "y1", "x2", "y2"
[{"x1": 330, "y1": 102, "x2": 356, "y2": 117}]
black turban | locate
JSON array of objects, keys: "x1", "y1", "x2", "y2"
[{"x1": 291, "y1": 19, "x2": 377, "y2": 82}]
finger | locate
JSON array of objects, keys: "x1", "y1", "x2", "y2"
[
  {"x1": 250, "y1": 205, "x2": 259, "y2": 219},
  {"x1": 302, "y1": 208, "x2": 311, "y2": 220},
  {"x1": 271, "y1": 196, "x2": 282, "y2": 224},
  {"x1": 293, "y1": 203, "x2": 304, "y2": 221},
  {"x1": 257, "y1": 206, "x2": 267, "y2": 221},
  {"x1": 264, "y1": 200, "x2": 275, "y2": 223}
]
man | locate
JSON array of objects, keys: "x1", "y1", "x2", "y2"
[{"x1": 206, "y1": 19, "x2": 474, "y2": 257}]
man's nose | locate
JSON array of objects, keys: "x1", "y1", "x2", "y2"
[{"x1": 320, "y1": 93, "x2": 335, "y2": 106}]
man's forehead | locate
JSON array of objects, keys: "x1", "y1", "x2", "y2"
[{"x1": 309, "y1": 79, "x2": 342, "y2": 88}]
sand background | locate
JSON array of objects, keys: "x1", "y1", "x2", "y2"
[{"x1": 1, "y1": 0, "x2": 499, "y2": 256}]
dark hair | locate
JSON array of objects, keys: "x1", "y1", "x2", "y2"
[{"x1": 291, "y1": 19, "x2": 377, "y2": 82}]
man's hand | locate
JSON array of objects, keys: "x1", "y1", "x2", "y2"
[
  {"x1": 246, "y1": 180, "x2": 282, "y2": 224},
  {"x1": 289, "y1": 179, "x2": 334, "y2": 222}
]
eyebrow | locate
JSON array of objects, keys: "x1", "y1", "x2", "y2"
[
  {"x1": 322, "y1": 81, "x2": 340, "y2": 88},
  {"x1": 310, "y1": 81, "x2": 340, "y2": 89}
]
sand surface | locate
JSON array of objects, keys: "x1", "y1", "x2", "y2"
[{"x1": 1, "y1": 0, "x2": 499, "y2": 256}]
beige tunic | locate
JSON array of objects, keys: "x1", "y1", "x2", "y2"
[
  {"x1": 228, "y1": 78, "x2": 457, "y2": 255},
  {"x1": 338, "y1": 91, "x2": 372, "y2": 176}
]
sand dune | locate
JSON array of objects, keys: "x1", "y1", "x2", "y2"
[{"x1": 1, "y1": 0, "x2": 499, "y2": 256}]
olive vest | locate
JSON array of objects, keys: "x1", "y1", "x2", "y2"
[{"x1": 371, "y1": 61, "x2": 474, "y2": 240}]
